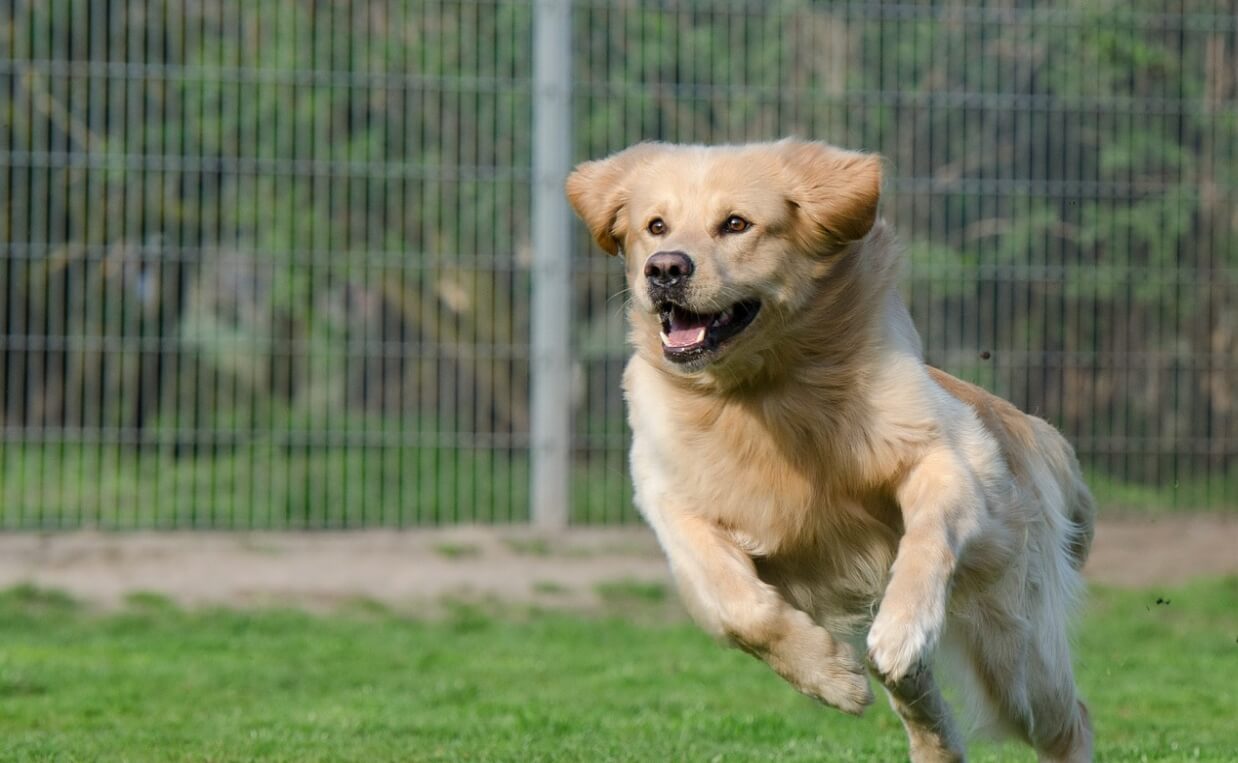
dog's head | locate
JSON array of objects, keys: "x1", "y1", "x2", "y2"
[{"x1": 566, "y1": 139, "x2": 883, "y2": 380}]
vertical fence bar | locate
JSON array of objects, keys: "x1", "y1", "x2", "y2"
[{"x1": 531, "y1": 0, "x2": 573, "y2": 529}]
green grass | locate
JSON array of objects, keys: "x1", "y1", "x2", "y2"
[
  {"x1": 2, "y1": 444, "x2": 1233, "y2": 530},
  {"x1": 503, "y1": 537, "x2": 554, "y2": 556},
  {"x1": 0, "y1": 580, "x2": 1235, "y2": 761},
  {"x1": 1083, "y1": 467, "x2": 1238, "y2": 514},
  {"x1": 594, "y1": 579, "x2": 669, "y2": 605},
  {"x1": 0, "y1": 443, "x2": 533, "y2": 528},
  {"x1": 431, "y1": 542, "x2": 482, "y2": 559},
  {"x1": 0, "y1": 444, "x2": 639, "y2": 529}
]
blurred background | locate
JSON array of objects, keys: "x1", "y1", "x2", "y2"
[{"x1": 2, "y1": 0, "x2": 1235, "y2": 530}]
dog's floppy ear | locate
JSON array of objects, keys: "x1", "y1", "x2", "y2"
[
  {"x1": 779, "y1": 140, "x2": 883, "y2": 249},
  {"x1": 565, "y1": 143, "x2": 662, "y2": 256}
]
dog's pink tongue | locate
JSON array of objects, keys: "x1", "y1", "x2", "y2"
[{"x1": 666, "y1": 311, "x2": 709, "y2": 348}]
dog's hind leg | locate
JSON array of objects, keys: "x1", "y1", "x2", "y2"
[
  {"x1": 1033, "y1": 698, "x2": 1092, "y2": 763},
  {"x1": 874, "y1": 665, "x2": 966, "y2": 763},
  {"x1": 1024, "y1": 629, "x2": 1092, "y2": 763},
  {"x1": 961, "y1": 607, "x2": 1091, "y2": 763}
]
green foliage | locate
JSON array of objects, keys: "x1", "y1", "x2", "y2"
[{"x1": 1, "y1": 0, "x2": 1234, "y2": 524}]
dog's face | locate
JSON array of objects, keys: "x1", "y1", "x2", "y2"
[{"x1": 566, "y1": 140, "x2": 882, "y2": 377}]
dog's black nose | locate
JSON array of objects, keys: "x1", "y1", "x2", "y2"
[{"x1": 644, "y1": 251, "x2": 694, "y2": 289}]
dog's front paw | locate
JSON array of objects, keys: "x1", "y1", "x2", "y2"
[
  {"x1": 866, "y1": 602, "x2": 942, "y2": 684},
  {"x1": 793, "y1": 652, "x2": 874, "y2": 716}
]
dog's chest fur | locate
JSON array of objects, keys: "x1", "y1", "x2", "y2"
[{"x1": 625, "y1": 358, "x2": 903, "y2": 630}]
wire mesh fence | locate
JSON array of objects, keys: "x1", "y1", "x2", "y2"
[{"x1": 2, "y1": 1, "x2": 1235, "y2": 529}]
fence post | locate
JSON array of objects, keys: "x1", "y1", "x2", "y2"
[{"x1": 531, "y1": 0, "x2": 573, "y2": 530}]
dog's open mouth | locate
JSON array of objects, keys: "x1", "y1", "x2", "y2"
[{"x1": 658, "y1": 300, "x2": 761, "y2": 362}]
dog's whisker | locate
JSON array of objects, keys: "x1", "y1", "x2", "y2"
[{"x1": 605, "y1": 287, "x2": 632, "y2": 308}]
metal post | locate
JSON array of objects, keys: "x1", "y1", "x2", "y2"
[{"x1": 531, "y1": 0, "x2": 573, "y2": 530}]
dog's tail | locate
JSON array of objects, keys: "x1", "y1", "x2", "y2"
[{"x1": 1032, "y1": 418, "x2": 1096, "y2": 571}]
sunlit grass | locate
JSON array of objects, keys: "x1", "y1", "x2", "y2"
[{"x1": 0, "y1": 580, "x2": 1234, "y2": 761}]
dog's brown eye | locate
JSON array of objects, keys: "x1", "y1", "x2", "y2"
[
  {"x1": 723, "y1": 215, "x2": 751, "y2": 234},
  {"x1": 648, "y1": 218, "x2": 667, "y2": 236}
]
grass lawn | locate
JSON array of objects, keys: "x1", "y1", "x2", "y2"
[
  {"x1": 0, "y1": 580, "x2": 1235, "y2": 762},
  {"x1": 0, "y1": 444, "x2": 638, "y2": 529},
  {"x1": 3, "y1": 445, "x2": 1233, "y2": 531}
]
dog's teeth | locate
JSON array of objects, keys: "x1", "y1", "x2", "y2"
[
  {"x1": 692, "y1": 327, "x2": 706, "y2": 343},
  {"x1": 660, "y1": 331, "x2": 671, "y2": 346}
]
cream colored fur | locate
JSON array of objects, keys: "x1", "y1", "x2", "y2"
[{"x1": 566, "y1": 139, "x2": 1096, "y2": 762}]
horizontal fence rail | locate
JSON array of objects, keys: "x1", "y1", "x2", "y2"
[{"x1": 1, "y1": 0, "x2": 1235, "y2": 529}]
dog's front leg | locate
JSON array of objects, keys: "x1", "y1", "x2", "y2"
[
  {"x1": 652, "y1": 510, "x2": 873, "y2": 715},
  {"x1": 867, "y1": 449, "x2": 982, "y2": 684}
]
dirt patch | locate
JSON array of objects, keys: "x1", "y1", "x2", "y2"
[
  {"x1": 1079, "y1": 514, "x2": 1238, "y2": 588},
  {"x1": 0, "y1": 516, "x2": 1233, "y2": 612},
  {"x1": 0, "y1": 526, "x2": 667, "y2": 613}
]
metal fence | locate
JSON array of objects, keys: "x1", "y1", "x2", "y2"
[{"x1": 2, "y1": 1, "x2": 1235, "y2": 529}]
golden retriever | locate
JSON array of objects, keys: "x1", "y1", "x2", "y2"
[{"x1": 566, "y1": 139, "x2": 1096, "y2": 762}]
